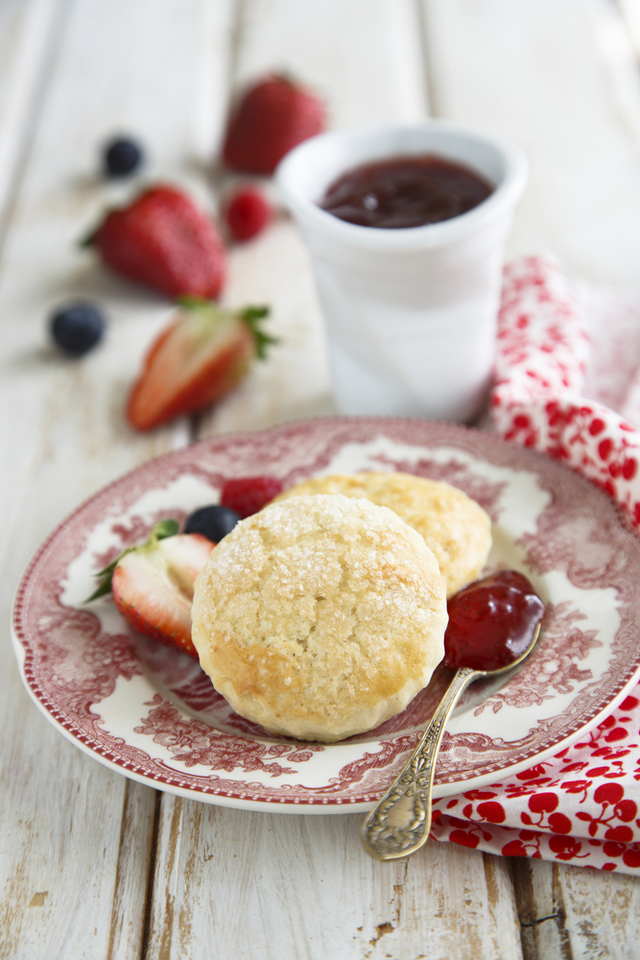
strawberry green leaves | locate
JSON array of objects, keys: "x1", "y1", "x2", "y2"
[{"x1": 86, "y1": 519, "x2": 179, "y2": 601}]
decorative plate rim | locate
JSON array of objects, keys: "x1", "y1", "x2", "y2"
[{"x1": 11, "y1": 416, "x2": 640, "y2": 813}]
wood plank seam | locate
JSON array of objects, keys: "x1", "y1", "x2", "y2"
[
  {"x1": 508, "y1": 857, "x2": 571, "y2": 960},
  {"x1": 415, "y1": 0, "x2": 437, "y2": 117},
  {"x1": 139, "y1": 791, "x2": 163, "y2": 960},
  {"x1": 106, "y1": 781, "x2": 135, "y2": 960},
  {"x1": 550, "y1": 866, "x2": 572, "y2": 960},
  {"x1": 0, "y1": 0, "x2": 70, "y2": 254},
  {"x1": 227, "y1": 0, "x2": 249, "y2": 88}
]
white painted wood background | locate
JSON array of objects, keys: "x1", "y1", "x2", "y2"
[{"x1": 2, "y1": 1, "x2": 640, "y2": 957}]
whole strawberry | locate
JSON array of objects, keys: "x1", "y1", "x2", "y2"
[
  {"x1": 85, "y1": 184, "x2": 227, "y2": 299},
  {"x1": 127, "y1": 297, "x2": 275, "y2": 430},
  {"x1": 222, "y1": 73, "x2": 326, "y2": 175},
  {"x1": 88, "y1": 519, "x2": 215, "y2": 659}
]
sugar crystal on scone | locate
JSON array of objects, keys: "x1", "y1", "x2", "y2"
[{"x1": 191, "y1": 494, "x2": 448, "y2": 742}]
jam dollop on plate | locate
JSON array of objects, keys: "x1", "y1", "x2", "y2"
[
  {"x1": 318, "y1": 153, "x2": 493, "y2": 229},
  {"x1": 443, "y1": 570, "x2": 545, "y2": 673}
]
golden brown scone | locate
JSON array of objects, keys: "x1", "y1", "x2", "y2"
[
  {"x1": 192, "y1": 494, "x2": 448, "y2": 742},
  {"x1": 275, "y1": 472, "x2": 491, "y2": 598}
]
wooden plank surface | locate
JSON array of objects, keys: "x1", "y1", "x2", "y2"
[
  {"x1": 1, "y1": 1, "x2": 640, "y2": 959},
  {"x1": 144, "y1": 801, "x2": 522, "y2": 960},
  {"x1": 510, "y1": 856, "x2": 640, "y2": 959},
  {"x1": 0, "y1": 3, "x2": 232, "y2": 959},
  {"x1": 0, "y1": 0, "x2": 60, "y2": 227},
  {"x1": 423, "y1": 0, "x2": 640, "y2": 287}
]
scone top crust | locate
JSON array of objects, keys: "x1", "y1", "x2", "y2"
[
  {"x1": 191, "y1": 494, "x2": 448, "y2": 742},
  {"x1": 274, "y1": 471, "x2": 492, "y2": 598}
]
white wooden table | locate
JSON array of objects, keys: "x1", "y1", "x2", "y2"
[{"x1": 3, "y1": 2, "x2": 640, "y2": 957}]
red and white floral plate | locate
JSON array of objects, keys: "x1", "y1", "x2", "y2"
[{"x1": 12, "y1": 417, "x2": 640, "y2": 813}]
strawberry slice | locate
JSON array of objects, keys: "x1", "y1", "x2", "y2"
[
  {"x1": 89, "y1": 519, "x2": 214, "y2": 658},
  {"x1": 84, "y1": 184, "x2": 227, "y2": 299},
  {"x1": 126, "y1": 297, "x2": 275, "y2": 430}
]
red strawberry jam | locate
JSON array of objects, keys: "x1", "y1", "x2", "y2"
[
  {"x1": 443, "y1": 570, "x2": 545, "y2": 672},
  {"x1": 318, "y1": 153, "x2": 493, "y2": 229}
]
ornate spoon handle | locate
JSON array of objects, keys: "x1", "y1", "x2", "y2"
[{"x1": 361, "y1": 666, "x2": 479, "y2": 861}]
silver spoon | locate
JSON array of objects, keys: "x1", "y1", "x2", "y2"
[{"x1": 360, "y1": 620, "x2": 542, "y2": 862}]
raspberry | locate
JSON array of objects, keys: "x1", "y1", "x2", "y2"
[
  {"x1": 220, "y1": 476, "x2": 283, "y2": 518},
  {"x1": 223, "y1": 186, "x2": 272, "y2": 242}
]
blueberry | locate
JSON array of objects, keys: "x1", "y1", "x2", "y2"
[
  {"x1": 103, "y1": 136, "x2": 144, "y2": 177},
  {"x1": 50, "y1": 303, "x2": 105, "y2": 356},
  {"x1": 184, "y1": 504, "x2": 240, "y2": 542}
]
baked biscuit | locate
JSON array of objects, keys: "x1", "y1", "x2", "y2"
[
  {"x1": 191, "y1": 494, "x2": 448, "y2": 742},
  {"x1": 275, "y1": 471, "x2": 491, "y2": 598}
]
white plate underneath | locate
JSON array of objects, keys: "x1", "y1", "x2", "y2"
[{"x1": 12, "y1": 417, "x2": 640, "y2": 813}]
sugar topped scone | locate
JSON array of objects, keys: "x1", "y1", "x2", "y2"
[
  {"x1": 191, "y1": 494, "x2": 448, "y2": 742},
  {"x1": 275, "y1": 472, "x2": 491, "y2": 598}
]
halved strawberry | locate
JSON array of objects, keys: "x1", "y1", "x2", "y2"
[
  {"x1": 126, "y1": 297, "x2": 275, "y2": 430},
  {"x1": 88, "y1": 519, "x2": 214, "y2": 658}
]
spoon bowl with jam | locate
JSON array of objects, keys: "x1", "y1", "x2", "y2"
[{"x1": 361, "y1": 569, "x2": 545, "y2": 862}]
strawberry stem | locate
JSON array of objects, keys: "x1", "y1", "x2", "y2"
[
  {"x1": 175, "y1": 296, "x2": 277, "y2": 360},
  {"x1": 85, "y1": 518, "x2": 179, "y2": 602},
  {"x1": 79, "y1": 226, "x2": 99, "y2": 248},
  {"x1": 239, "y1": 306, "x2": 277, "y2": 359}
]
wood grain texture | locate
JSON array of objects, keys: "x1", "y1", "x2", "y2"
[
  {"x1": 511, "y1": 856, "x2": 640, "y2": 960},
  {"x1": 0, "y1": 2, "x2": 230, "y2": 959},
  {"x1": 227, "y1": 0, "x2": 428, "y2": 129},
  {"x1": 0, "y1": 0, "x2": 62, "y2": 230},
  {"x1": 422, "y1": 0, "x2": 640, "y2": 287},
  {"x1": 144, "y1": 801, "x2": 523, "y2": 960}
]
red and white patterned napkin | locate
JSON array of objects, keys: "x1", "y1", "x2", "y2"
[{"x1": 430, "y1": 255, "x2": 640, "y2": 875}]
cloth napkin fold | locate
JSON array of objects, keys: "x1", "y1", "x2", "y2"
[{"x1": 430, "y1": 254, "x2": 640, "y2": 875}]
